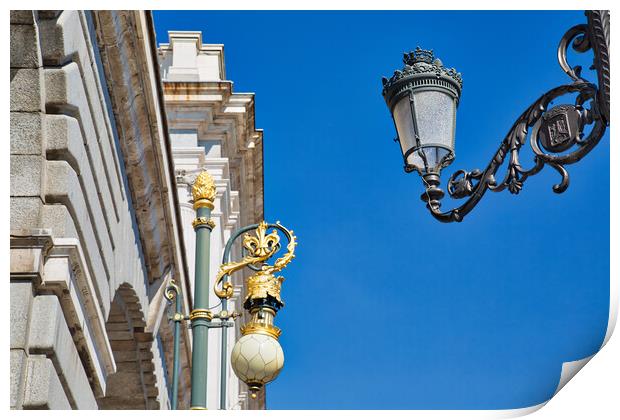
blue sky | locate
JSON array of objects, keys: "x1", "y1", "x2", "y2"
[{"x1": 154, "y1": 11, "x2": 610, "y2": 409}]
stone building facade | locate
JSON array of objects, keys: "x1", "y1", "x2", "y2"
[{"x1": 10, "y1": 11, "x2": 265, "y2": 410}]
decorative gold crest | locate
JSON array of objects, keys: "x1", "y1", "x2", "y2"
[
  {"x1": 214, "y1": 221, "x2": 296, "y2": 300},
  {"x1": 192, "y1": 171, "x2": 216, "y2": 210},
  {"x1": 245, "y1": 272, "x2": 284, "y2": 306}
]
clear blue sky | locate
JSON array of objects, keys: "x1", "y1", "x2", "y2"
[{"x1": 154, "y1": 11, "x2": 610, "y2": 409}]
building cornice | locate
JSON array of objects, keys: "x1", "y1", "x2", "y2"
[
  {"x1": 159, "y1": 32, "x2": 226, "y2": 79},
  {"x1": 163, "y1": 81, "x2": 264, "y2": 225}
]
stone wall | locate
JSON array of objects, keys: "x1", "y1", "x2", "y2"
[{"x1": 10, "y1": 11, "x2": 188, "y2": 409}]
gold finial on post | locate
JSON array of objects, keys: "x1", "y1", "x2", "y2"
[{"x1": 192, "y1": 171, "x2": 216, "y2": 210}]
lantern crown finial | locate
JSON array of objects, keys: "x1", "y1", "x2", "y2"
[
  {"x1": 382, "y1": 47, "x2": 463, "y2": 101},
  {"x1": 404, "y1": 47, "x2": 434, "y2": 65}
]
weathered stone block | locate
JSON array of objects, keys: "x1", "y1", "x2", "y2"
[
  {"x1": 107, "y1": 331, "x2": 134, "y2": 341},
  {"x1": 10, "y1": 155, "x2": 44, "y2": 197},
  {"x1": 29, "y1": 295, "x2": 98, "y2": 409},
  {"x1": 104, "y1": 371, "x2": 146, "y2": 396},
  {"x1": 37, "y1": 11, "x2": 62, "y2": 20},
  {"x1": 10, "y1": 197, "x2": 42, "y2": 231},
  {"x1": 45, "y1": 114, "x2": 81, "y2": 153},
  {"x1": 10, "y1": 68, "x2": 42, "y2": 112},
  {"x1": 41, "y1": 257, "x2": 72, "y2": 288},
  {"x1": 11, "y1": 112, "x2": 43, "y2": 155},
  {"x1": 10, "y1": 350, "x2": 27, "y2": 409},
  {"x1": 22, "y1": 356, "x2": 71, "y2": 409},
  {"x1": 9, "y1": 240, "x2": 48, "y2": 277},
  {"x1": 10, "y1": 11, "x2": 34, "y2": 25},
  {"x1": 44, "y1": 63, "x2": 79, "y2": 110},
  {"x1": 38, "y1": 11, "x2": 89, "y2": 69},
  {"x1": 97, "y1": 396, "x2": 147, "y2": 410},
  {"x1": 36, "y1": 14, "x2": 65, "y2": 65},
  {"x1": 28, "y1": 295, "x2": 62, "y2": 349},
  {"x1": 10, "y1": 281, "x2": 33, "y2": 349},
  {"x1": 10, "y1": 23, "x2": 41, "y2": 68},
  {"x1": 40, "y1": 204, "x2": 78, "y2": 239}
]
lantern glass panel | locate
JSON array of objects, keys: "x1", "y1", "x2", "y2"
[
  {"x1": 412, "y1": 90, "x2": 456, "y2": 151},
  {"x1": 412, "y1": 90, "x2": 456, "y2": 173},
  {"x1": 398, "y1": 89, "x2": 457, "y2": 174},
  {"x1": 392, "y1": 95, "x2": 417, "y2": 159},
  {"x1": 406, "y1": 146, "x2": 452, "y2": 173}
]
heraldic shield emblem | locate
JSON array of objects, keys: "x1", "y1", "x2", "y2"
[{"x1": 539, "y1": 104, "x2": 581, "y2": 153}]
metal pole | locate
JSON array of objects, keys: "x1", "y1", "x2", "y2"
[
  {"x1": 164, "y1": 279, "x2": 183, "y2": 410},
  {"x1": 217, "y1": 225, "x2": 256, "y2": 410},
  {"x1": 190, "y1": 172, "x2": 216, "y2": 409},
  {"x1": 171, "y1": 294, "x2": 182, "y2": 409},
  {"x1": 219, "y1": 297, "x2": 228, "y2": 409}
]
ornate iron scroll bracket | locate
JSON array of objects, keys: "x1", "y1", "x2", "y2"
[{"x1": 423, "y1": 10, "x2": 609, "y2": 223}]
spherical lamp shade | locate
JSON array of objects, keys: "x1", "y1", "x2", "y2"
[
  {"x1": 231, "y1": 333, "x2": 284, "y2": 395},
  {"x1": 382, "y1": 47, "x2": 462, "y2": 175}
]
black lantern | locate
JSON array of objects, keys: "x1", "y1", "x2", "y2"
[{"x1": 382, "y1": 47, "x2": 462, "y2": 178}]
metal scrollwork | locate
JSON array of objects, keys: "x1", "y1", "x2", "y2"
[
  {"x1": 164, "y1": 278, "x2": 181, "y2": 303},
  {"x1": 426, "y1": 10, "x2": 610, "y2": 223}
]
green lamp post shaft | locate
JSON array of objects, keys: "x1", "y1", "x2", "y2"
[
  {"x1": 171, "y1": 293, "x2": 182, "y2": 409},
  {"x1": 219, "y1": 298, "x2": 228, "y2": 409},
  {"x1": 190, "y1": 203, "x2": 214, "y2": 409}
]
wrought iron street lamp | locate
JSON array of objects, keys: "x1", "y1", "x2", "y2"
[
  {"x1": 381, "y1": 10, "x2": 610, "y2": 222},
  {"x1": 164, "y1": 171, "x2": 297, "y2": 409}
]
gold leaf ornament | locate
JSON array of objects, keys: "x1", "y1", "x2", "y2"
[{"x1": 192, "y1": 171, "x2": 216, "y2": 209}]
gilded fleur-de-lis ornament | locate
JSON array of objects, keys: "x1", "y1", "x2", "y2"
[
  {"x1": 243, "y1": 222, "x2": 280, "y2": 258},
  {"x1": 214, "y1": 221, "x2": 296, "y2": 302}
]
